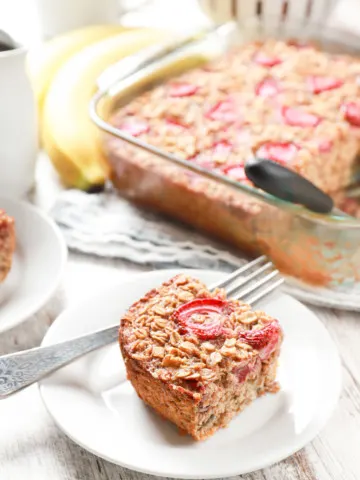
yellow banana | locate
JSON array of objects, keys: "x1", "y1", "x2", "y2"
[
  {"x1": 27, "y1": 24, "x2": 129, "y2": 118},
  {"x1": 42, "y1": 119, "x2": 108, "y2": 191},
  {"x1": 43, "y1": 28, "x2": 168, "y2": 190}
]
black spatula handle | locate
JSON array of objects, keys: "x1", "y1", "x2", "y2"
[{"x1": 245, "y1": 157, "x2": 334, "y2": 214}]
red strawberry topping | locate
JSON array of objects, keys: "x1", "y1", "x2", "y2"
[
  {"x1": 191, "y1": 144, "x2": 234, "y2": 171},
  {"x1": 342, "y1": 102, "x2": 360, "y2": 127},
  {"x1": 256, "y1": 141, "x2": 299, "y2": 165},
  {"x1": 205, "y1": 98, "x2": 237, "y2": 122},
  {"x1": 307, "y1": 76, "x2": 343, "y2": 94},
  {"x1": 255, "y1": 78, "x2": 280, "y2": 97},
  {"x1": 282, "y1": 106, "x2": 321, "y2": 127},
  {"x1": 188, "y1": 152, "x2": 216, "y2": 170},
  {"x1": 318, "y1": 139, "x2": 333, "y2": 153},
  {"x1": 222, "y1": 164, "x2": 247, "y2": 181},
  {"x1": 212, "y1": 141, "x2": 233, "y2": 157},
  {"x1": 238, "y1": 320, "x2": 281, "y2": 360},
  {"x1": 169, "y1": 83, "x2": 199, "y2": 97},
  {"x1": 173, "y1": 298, "x2": 228, "y2": 340},
  {"x1": 233, "y1": 361, "x2": 252, "y2": 383},
  {"x1": 233, "y1": 357, "x2": 261, "y2": 383},
  {"x1": 120, "y1": 120, "x2": 149, "y2": 137},
  {"x1": 253, "y1": 52, "x2": 282, "y2": 67},
  {"x1": 339, "y1": 198, "x2": 359, "y2": 216},
  {"x1": 166, "y1": 117, "x2": 189, "y2": 129}
]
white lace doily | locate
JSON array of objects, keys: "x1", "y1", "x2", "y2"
[{"x1": 51, "y1": 188, "x2": 360, "y2": 312}]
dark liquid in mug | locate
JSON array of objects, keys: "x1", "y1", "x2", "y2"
[{"x1": 0, "y1": 42, "x2": 14, "y2": 52}]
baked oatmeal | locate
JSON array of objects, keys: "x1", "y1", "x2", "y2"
[
  {"x1": 105, "y1": 38, "x2": 360, "y2": 285},
  {"x1": 0, "y1": 210, "x2": 15, "y2": 283},
  {"x1": 110, "y1": 39, "x2": 360, "y2": 193},
  {"x1": 119, "y1": 274, "x2": 283, "y2": 440}
]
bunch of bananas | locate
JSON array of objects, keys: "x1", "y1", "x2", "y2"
[{"x1": 28, "y1": 26, "x2": 167, "y2": 190}]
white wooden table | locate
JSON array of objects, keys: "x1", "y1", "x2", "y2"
[
  {"x1": 1, "y1": 157, "x2": 360, "y2": 480},
  {"x1": 1, "y1": 239, "x2": 360, "y2": 480}
]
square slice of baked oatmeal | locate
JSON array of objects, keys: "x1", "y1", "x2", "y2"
[{"x1": 119, "y1": 274, "x2": 283, "y2": 440}]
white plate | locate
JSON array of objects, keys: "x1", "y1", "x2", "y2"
[
  {"x1": 39, "y1": 269, "x2": 342, "y2": 479},
  {"x1": 0, "y1": 197, "x2": 67, "y2": 333}
]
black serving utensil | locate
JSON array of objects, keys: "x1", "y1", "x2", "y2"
[{"x1": 245, "y1": 157, "x2": 336, "y2": 214}]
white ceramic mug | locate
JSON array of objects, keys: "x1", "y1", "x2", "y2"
[
  {"x1": 35, "y1": 0, "x2": 121, "y2": 39},
  {"x1": 0, "y1": 31, "x2": 38, "y2": 198}
]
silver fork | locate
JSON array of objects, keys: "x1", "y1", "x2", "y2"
[{"x1": 0, "y1": 256, "x2": 283, "y2": 398}]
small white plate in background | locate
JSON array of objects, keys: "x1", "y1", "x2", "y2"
[{"x1": 0, "y1": 196, "x2": 67, "y2": 333}]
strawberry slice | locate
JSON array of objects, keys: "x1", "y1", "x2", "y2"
[
  {"x1": 173, "y1": 298, "x2": 228, "y2": 340},
  {"x1": 120, "y1": 120, "x2": 149, "y2": 137},
  {"x1": 188, "y1": 152, "x2": 216, "y2": 170},
  {"x1": 342, "y1": 102, "x2": 360, "y2": 127},
  {"x1": 307, "y1": 76, "x2": 343, "y2": 94},
  {"x1": 238, "y1": 320, "x2": 280, "y2": 360},
  {"x1": 253, "y1": 52, "x2": 282, "y2": 67},
  {"x1": 256, "y1": 141, "x2": 299, "y2": 165},
  {"x1": 222, "y1": 164, "x2": 247, "y2": 182},
  {"x1": 282, "y1": 106, "x2": 321, "y2": 127},
  {"x1": 205, "y1": 99, "x2": 237, "y2": 122},
  {"x1": 339, "y1": 198, "x2": 359, "y2": 216},
  {"x1": 169, "y1": 83, "x2": 199, "y2": 97},
  {"x1": 166, "y1": 117, "x2": 188, "y2": 129},
  {"x1": 255, "y1": 78, "x2": 280, "y2": 97},
  {"x1": 233, "y1": 357, "x2": 261, "y2": 383},
  {"x1": 212, "y1": 141, "x2": 233, "y2": 156},
  {"x1": 233, "y1": 360, "x2": 252, "y2": 383},
  {"x1": 318, "y1": 139, "x2": 333, "y2": 153}
]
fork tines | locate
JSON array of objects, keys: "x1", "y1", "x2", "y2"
[{"x1": 209, "y1": 256, "x2": 283, "y2": 306}]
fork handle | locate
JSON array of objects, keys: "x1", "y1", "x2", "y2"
[{"x1": 0, "y1": 325, "x2": 119, "y2": 398}]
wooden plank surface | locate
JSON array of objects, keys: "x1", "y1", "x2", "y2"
[{"x1": 0, "y1": 253, "x2": 359, "y2": 480}]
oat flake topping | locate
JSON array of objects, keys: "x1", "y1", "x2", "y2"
[{"x1": 120, "y1": 275, "x2": 280, "y2": 387}]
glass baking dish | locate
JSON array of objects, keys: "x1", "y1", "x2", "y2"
[{"x1": 90, "y1": 18, "x2": 360, "y2": 296}]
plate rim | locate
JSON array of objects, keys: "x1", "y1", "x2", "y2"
[
  {"x1": 0, "y1": 196, "x2": 68, "y2": 333},
  {"x1": 39, "y1": 268, "x2": 342, "y2": 479}
]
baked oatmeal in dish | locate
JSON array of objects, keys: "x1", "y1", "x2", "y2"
[
  {"x1": 104, "y1": 38, "x2": 360, "y2": 286},
  {"x1": 119, "y1": 274, "x2": 283, "y2": 440},
  {"x1": 109, "y1": 39, "x2": 360, "y2": 194},
  {"x1": 0, "y1": 210, "x2": 15, "y2": 283}
]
